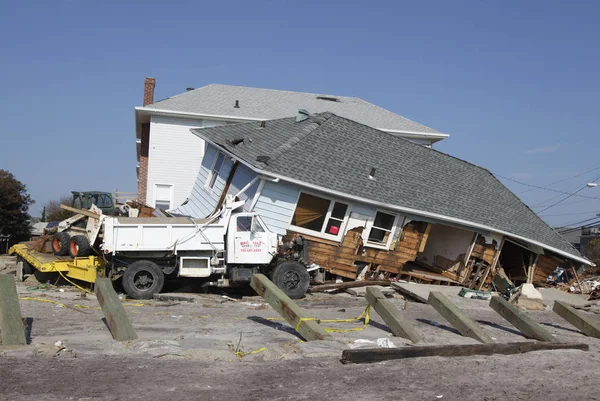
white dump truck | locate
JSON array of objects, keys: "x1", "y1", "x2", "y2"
[{"x1": 49, "y1": 197, "x2": 310, "y2": 299}]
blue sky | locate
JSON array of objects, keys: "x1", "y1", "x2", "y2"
[{"x1": 1, "y1": 0, "x2": 599, "y2": 227}]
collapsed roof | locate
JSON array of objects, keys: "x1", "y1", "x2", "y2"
[{"x1": 190, "y1": 112, "x2": 589, "y2": 265}]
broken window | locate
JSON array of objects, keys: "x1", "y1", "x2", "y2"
[
  {"x1": 207, "y1": 152, "x2": 225, "y2": 189},
  {"x1": 291, "y1": 193, "x2": 349, "y2": 237},
  {"x1": 367, "y1": 211, "x2": 397, "y2": 246}
]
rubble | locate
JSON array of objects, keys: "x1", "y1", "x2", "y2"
[{"x1": 509, "y1": 284, "x2": 544, "y2": 310}]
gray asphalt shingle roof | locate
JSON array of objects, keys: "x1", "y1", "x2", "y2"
[
  {"x1": 190, "y1": 113, "x2": 582, "y2": 260},
  {"x1": 146, "y1": 84, "x2": 445, "y2": 136}
]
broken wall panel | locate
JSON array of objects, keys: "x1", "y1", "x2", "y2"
[
  {"x1": 295, "y1": 221, "x2": 429, "y2": 279},
  {"x1": 533, "y1": 254, "x2": 566, "y2": 284}
]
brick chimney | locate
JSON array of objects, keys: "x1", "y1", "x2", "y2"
[
  {"x1": 138, "y1": 77, "x2": 155, "y2": 203},
  {"x1": 143, "y1": 77, "x2": 156, "y2": 106}
]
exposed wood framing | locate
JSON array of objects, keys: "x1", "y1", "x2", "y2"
[
  {"x1": 532, "y1": 254, "x2": 566, "y2": 284},
  {"x1": 526, "y1": 254, "x2": 540, "y2": 284},
  {"x1": 477, "y1": 237, "x2": 505, "y2": 290},
  {"x1": 213, "y1": 160, "x2": 239, "y2": 213},
  {"x1": 298, "y1": 221, "x2": 430, "y2": 280}
]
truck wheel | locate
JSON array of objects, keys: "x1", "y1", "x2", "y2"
[
  {"x1": 68, "y1": 235, "x2": 92, "y2": 257},
  {"x1": 52, "y1": 232, "x2": 71, "y2": 256},
  {"x1": 272, "y1": 261, "x2": 310, "y2": 299},
  {"x1": 122, "y1": 260, "x2": 165, "y2": 300}
]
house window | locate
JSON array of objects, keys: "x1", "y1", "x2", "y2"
[
  {"x1": 367, "y1": 211, "x2": 397, "y2": 247},
  {"x1": 291, "y1": 192, "x2": 349, "y2": 237},
  {"x1": 154, "y1": 184, "x2": 173, "y2": 210},
  {"x1": 207, "y1": 151, "x2": 225, "y2": 189}
]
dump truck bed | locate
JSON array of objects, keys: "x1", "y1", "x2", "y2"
[{"x1": 9, "y1": 243, "x2": 104, "y2": 284}]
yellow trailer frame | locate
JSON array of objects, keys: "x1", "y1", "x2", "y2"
[{"x1": 9, "y1": 244, "x2": 104, "y2": 284}]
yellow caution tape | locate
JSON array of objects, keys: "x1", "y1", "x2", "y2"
[
  {"x1": 234, "y1": 347, "x2": 266, "y2": 359},
  {"x1": 19, "y1": 296, "x2": 64, "y2": 306},
  {"x1": 292, "y1": 305, "x2": 371, "y2": 333},
  {"x1": 52, "y1": 268, "x2": 95, "y2": 295}
]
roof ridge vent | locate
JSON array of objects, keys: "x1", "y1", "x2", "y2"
[{"x1": 296, "y1": 109, "x2": 310, "y2": 122}]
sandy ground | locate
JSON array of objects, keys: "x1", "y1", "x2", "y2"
[{"x1": 1, "y1": 258, "x2": 600, "y2": 400}]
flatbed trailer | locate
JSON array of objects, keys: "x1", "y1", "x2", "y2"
[{"x1": 9, "y1": 243, "x2": 104, "y2": 284}]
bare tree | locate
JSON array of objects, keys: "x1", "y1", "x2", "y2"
[{"x1": 45, "y1": 195, "x2": 73, "y2": 222}]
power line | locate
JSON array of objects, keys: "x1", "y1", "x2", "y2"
[
  {"x1": 495, "y1": 175, "x2": 600, "y2": 201},
  {"x1": 538, "y1": 173, "x2": 600, "y2": 213},
  {"x1": 515, "y1": 164, "x2": 600, "y2": 195},
  {"x1": 540, "y1": 210, "x2": 600, "y2": 217},
  {"x1": 556, "y1": 217, "x2": 600, "y2": 230},
  {"x1": 557, "y1": 221, "x2": 600, "y2": 236}
]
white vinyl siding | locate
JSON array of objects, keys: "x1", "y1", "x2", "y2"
[
  {"x1": 145, "y1": 116, "x2": 226, "y2": 207},
  {"x1": 172, "y1": 145, "x2": 233, "y2": 217},
  {"x1": 227, "y1": 164, "x2": 259, "y2": 213},
  {"x1": 252, "y1": 180, "x2": 300, "y2": 236}
]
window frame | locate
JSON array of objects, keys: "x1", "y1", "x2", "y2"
[
  {"x1": 364, "y1": 209, "x2": 401, "y2": 250},
  {"x1": 289, "y1": 191, "x2": 352, "y2": 241},
  {"x1": 205, "y1": 151, "x2": 226, "y2": 190},
  {"x1": 153, "y1": 183, "x2": 174, "y2": 210}
]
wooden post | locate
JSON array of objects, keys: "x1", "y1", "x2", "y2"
[
  {"x1": 365, "y1": 287, "x2": 422, "y2": 343},
  {"x1": 95, "y1": 278, "x2": 138, "y2": 341},
  {"x1": 478, "y1": 237, "x2": 505, "y2": 290},
  {"x1": 489, "y1": 296, "x2": 554, "y2": 341},
  {"x1": 527, "y1": 254, "x2": 539, "y2": 284},
  {"x1": 553, "y1": 300, "x2": 600, "y2": 338},
  {"x1": 0, "y1": 275, "x2": 27, "y2": 346},
  {"x1": 251, "y1": 274, "x2": 329, "y2": 341},
  {"x1": 428, "y1": 291, "x2": 494, "y2": 344},
  {"x1": 341, "y1": 342, "x2": 588, "y2": 364},
  {"x1": 571, "y1": 265, "x2": 583, "y2": 294}
]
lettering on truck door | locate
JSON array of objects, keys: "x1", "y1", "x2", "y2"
[{"x1": 232, "y1": 215, "x2": 270, "y2": 264}]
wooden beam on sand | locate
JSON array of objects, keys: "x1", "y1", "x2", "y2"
[
  {"x1": 0, "y1": 275, "x2": 27, "y2": 345},
  {"x1": 251, "y1": 274, "x2": 329, "y2": 342},
  {"x1": 553, "y1": 300, "x2": 600, "y2": 338},
  {"x1": 95, "y1": 278, "x2": 138, "y2": 341},
  {"x1": 428, "y1": 291, "x2": 494, "y2": 344},
  {"x1": 489, "y1": 296, "x2": 554, "y2": 341},
  {"x1": 365, "y1": 287, "x2": 422, "y2": 343},
  {"x1": 341, "y1": 342, "x2": 588, "y2": 364}
]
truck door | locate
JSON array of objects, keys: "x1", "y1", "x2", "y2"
[{"x1": 230, "y1": 215, "x2": 272, "y2": 264}]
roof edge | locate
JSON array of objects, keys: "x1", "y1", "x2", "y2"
[
  {"x1": 137, "y1": 106, "x2": 447, "y2": 138},
  {"x1": 189, "y1": 126, "x2": 591, "y2": 266}
]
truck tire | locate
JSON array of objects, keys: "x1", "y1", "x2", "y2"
[
  {"x1": 68, "y1": 235, "x2": 92, "y2": 257},
  {"x1": 122, "y1": 260, "x2": 165, "y2": 300},
  {"x1": 272, "y1": 261, "x2": 310, "y2": 299},
  {"x1": 52, "y1": 232, "x2": 71, "y2": 256}
]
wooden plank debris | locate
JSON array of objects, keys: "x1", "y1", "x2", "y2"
[
  {"x1": 553, "y1": 300, "x2": 600, "y2": 338},
  {"x1": 0, "y1": 275, "x2": 27, "y2": 345},
  {"x1": 390, "y1": 282, "x2": 428, "y2": 303},
  {"x1": 95, "y1": 278, "x2": 138, "y2": 341},
  {"x1": 489, "y1": 296, "x2": 554, "y2": 341},
  {"x1": 310, "y1": 280, "x2": 391, "y2": 293},
  {"x1": 341, "y1": 342, "x2": 589, "y2": 364},
  {"x1": 59, "y1": 204, "x2": 101, "y2": 219},
  {"x1": 365, "y1": 287, "x2": 422, "y2": 343},
  {"x1": 251, "y1": 274, "x2": 329, "y2": 341},
  {"x1": 428, "y1": 291, "x2": 494, "y2": 344}
]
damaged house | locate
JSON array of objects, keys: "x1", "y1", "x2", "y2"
[
  {"x1": 135, "y1": 80, "x2": 448, "y2": 209},
  {"x1": 168, "y1": 111, "x2": 592, "y2": 289}
]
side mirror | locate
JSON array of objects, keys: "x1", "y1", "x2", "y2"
[{"x1": 250, "y1": 217, "x2": 257, "y2": 233}]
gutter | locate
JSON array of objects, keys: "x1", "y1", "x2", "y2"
[{"x1": 190, "y1": 128, "x2": 592, "y2": 267}]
